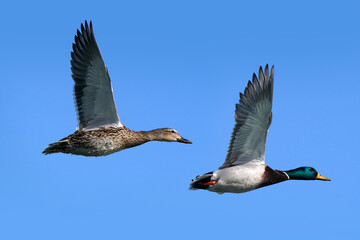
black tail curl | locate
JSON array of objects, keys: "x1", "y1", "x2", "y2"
[{"x1": 189, "y1": 172, "x2": 214, "y2": 190}]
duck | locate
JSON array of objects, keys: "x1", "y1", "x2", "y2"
[
  {"x1": 190, "y1": 65, "x2": 330, "y2": 194},
  {"x1": 43, "y1": 21, "x2": 191, "y2": 157}
]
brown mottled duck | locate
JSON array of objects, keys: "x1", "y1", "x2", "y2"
[{"x1": 43, "y1": 21, "x2": 191, "y2": 157}]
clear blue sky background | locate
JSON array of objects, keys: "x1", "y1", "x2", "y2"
[{"x1": 0, "y1": 0, "x2": 359, "y2": 239}]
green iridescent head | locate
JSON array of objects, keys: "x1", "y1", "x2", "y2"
[{"x1": 285, "y1": 167, "x2": 331, "y2": 181}]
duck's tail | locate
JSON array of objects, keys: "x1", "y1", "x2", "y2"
[
  {"x1": 189, "y1": 172, "x2": 216, "y2": 190},
  {"x1": 42, "y1": 140, "x2": 69, "y2": 155}
]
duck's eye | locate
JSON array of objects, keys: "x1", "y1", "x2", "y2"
[
  {"x1": 309, "y1": 168, "x2": 315, "y2": 172},
  {"x1": 170, "y1": 130, "x2": 176, "y2": 133}
]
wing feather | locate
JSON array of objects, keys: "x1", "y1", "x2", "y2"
[
  {"x1": 71, "y1": 21, "x2": 123, "y2": 131},
  {"x1": 219, "y1": 65, "x2": 274, "y2": 169}
]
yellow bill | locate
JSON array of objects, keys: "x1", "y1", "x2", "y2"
[{"x1": 316, "y1": 173, "x2": 331, "y2": 181}]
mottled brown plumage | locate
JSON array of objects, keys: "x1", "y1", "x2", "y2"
[
  {"x1": 43, "y1": 21, "x2": 191, "y2": 157},
  {"x1": 43, "y1": 127, "x2": 191, "y2": 156}
]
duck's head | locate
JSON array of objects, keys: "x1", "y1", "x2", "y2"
[
  {"x1": 147, "y1": 128, "x2": 192, "y2": 144},
  {"x1": 285, "y1": 167, "x2": 331, "y2": 181}
]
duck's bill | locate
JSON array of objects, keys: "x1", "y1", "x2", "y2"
[
  {"x1": 316, "y1": 173, "x2": 331, "y2": 181},
  {"x1": 177, "y1": 137, "x2": 192, "y2": 144}
]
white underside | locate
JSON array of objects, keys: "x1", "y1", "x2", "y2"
[{"x1": 208, "y1": 163, "x2": 267, "y2": 194}]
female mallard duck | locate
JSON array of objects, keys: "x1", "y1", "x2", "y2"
[
  {"x1": 43, "y1": 21, "x2": 191, "y2": 157},
  {"x1": 190, "y1": 65, "x2": 330, "y2": 193}
]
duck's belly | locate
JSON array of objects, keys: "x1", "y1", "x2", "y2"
[
  {"x1": 67, "y1": 138, "x2": 125, "y2": 156},
  {"x1": 69, "y1": 145, "x2": 121, "y2": 156},
  {"x1": 209, "y1": 164, "x2": 266, "y2": 194}
]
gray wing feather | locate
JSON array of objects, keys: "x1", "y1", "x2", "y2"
[
  {"x1": 219, "y1": 65, "x2": 274, "y2": 169},
  {"x1": 71, "y1": 21, "x2": 123, "y2": 131}
]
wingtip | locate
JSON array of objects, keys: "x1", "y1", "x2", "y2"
[
  {"x1": 252, "y1": 73, "x2": 257, "y2": 82},
  {"x1": 81, "y1": 21, "x2": 86, "y2": 33},
  {"x1": 258, "y1": 66, "x2": 265, "y2": 83},
  {"x1": 270, "y1": 65, "x2": 275, "y2": 79},
  {"x1": 85, "y1": 21, "x2": 89, "y2": 32},
  {"x1": 81, "y1": 20, "x2": 93, "y2": 33},
  {"x1": 259, "y1": 65, "x2": 263, "y2": 74},
  {"x1": 89, "y1": 21, "x2": 93, "y2": 32},
  {"x1": 260, "y1": 64, "x2": 275, "y2": 80}
]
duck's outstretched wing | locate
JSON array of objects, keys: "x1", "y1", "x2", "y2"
[
  {"x1": 219, "y1": 65, "x2": 274, "y2": 169},
  {"x1": 71, "y1": 21, "x2": 123, "y2": 131}
]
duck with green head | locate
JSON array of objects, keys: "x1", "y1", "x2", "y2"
[{"x1": 190, "y1": 65, "x2": 330, "y2": 194}]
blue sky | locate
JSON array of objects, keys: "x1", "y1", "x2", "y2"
[{"x1": 0, "y1": 0, "x2": 359, "y2": 239}]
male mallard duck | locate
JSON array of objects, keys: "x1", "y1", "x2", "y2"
[
  {"x1": 190, "y1": 65, "x2": 330, "y2": 193},
  {"x1": 43, "y1": 21, "x2": 191, "y2": 156}
]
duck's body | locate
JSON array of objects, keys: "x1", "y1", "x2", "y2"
[
  {"x1": 43, "y1": 21, "x2": 191, "y2": 157},
  {"x1": 43, "y1": 127, "x2": 146, "y2": 156},
  {"x1": 190, "y1": 65, "x2": 330, "y2": 194},
  {"x1": 43, "y1": 127, "x2": 190, "y2": 156},
  {"x1": 190, "y1": 163, "x2": 290, "y2": 194}
]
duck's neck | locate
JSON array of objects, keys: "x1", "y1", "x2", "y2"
[
  {"x1": 283, "y1": 168, "x2": 308, "y2": 180},
  {"x1": 137, "y1": 129, "x2": 162, "y2": 141},
  {"x1": 115, "y1": 128, "x2": 151, "y2": 150}
]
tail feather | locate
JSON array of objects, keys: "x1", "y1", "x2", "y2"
[
  {"x1": 42, "y1": 141, "x2": 69, "y2": 155},
  {"x1": 189, "y1": 172, "x2": 215, "y2": 190}
]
